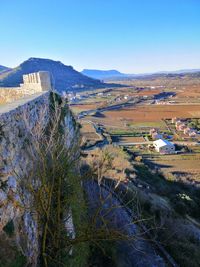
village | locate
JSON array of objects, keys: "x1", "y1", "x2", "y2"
[{"x1": 69, "y1": 80, "x2": 200, "y2": 190}]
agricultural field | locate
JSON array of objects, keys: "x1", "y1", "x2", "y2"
[
  {"x1": 104, "y1": 105, "x2": 200, "y2": 122},
  {"x1": 70, "y1": 103, "x2": 98, "y2": 114},
  {"x1": 83, "y1": 104, "x2": 200, "y2": 136},
  {"x1": 146, "y1": 153, "x2": 200, "y2": 186},
  {"x1": 75, "y1": 80, "x2": 200, "y2": 188},
  {"x1": 172, "y1": 85, "x2": 200, "y2": 103},
  {"x1": 78, "y1": 78, "x2": 200, "y2": 267}
]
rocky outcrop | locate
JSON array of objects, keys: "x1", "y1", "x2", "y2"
[{"x1": 0, "y1": 91, "x2": 77, "y2": 264}]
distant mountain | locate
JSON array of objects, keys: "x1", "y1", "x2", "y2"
[
  {"x1": 82, "y1": 68, "x2": 200, "y2": 81},
  {"x1": 82, "y1": 69, "x2": 200, "y2": 81},
  {"x1": 82, "y1": 69, "x2": 127, "y2": 80},
  {"x1": 0, "y1": 65, "x2": 11, "y2": 74},
  {"x1": 0, "y1": 58, "x2": 106, "y2": 92},
  {"x1": 155, "y1": 69, "x2": 200, "y2": 75}
]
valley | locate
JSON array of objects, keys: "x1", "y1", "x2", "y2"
[
  {"x1": 1, "y1": 1, "x2": 200, "y2": 266},
  {"x1": 71, "y1": 77, "x2": 200, "y2": 267}
]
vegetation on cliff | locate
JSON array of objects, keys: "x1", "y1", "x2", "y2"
[{"x1": 0, "y1": 93, "x2": 161, "y2": 267}]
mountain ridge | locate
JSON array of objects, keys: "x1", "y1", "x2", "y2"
[
  {"x1": 82, "y1": 68, "x2": 200, "y2": 81},
  {"x1": 81, "y1": 69, "x2": 126, "y2": 79},
  {"x1": 0, "y1": 58, "x2": 106, "y2": 92},
  {"x1": 0, "y1": 65, "x2": 11, "y2": 74}
]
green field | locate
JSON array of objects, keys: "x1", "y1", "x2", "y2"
[{"x1": 127, "y1": 120, "x2": 166, "y2": 128}]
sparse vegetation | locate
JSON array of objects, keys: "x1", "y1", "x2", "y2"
[{"x1": 3, "y1": 220, "x2": 15, "y2": 237}]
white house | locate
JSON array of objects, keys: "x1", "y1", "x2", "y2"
[{"x1": 153, "y1": 139, "x2": 175, "y2": 154}]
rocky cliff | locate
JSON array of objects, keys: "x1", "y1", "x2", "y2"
[{"x1": 0, "y1": 92, "x2": 78, "y2": 265}]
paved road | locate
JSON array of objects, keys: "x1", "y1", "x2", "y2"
[{"x1": 77, "y1": 99, "x2": 140, "y2": 119}]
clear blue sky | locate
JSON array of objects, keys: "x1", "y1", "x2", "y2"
[{"x1": 1, "y1": 0, "x2": 200, "y2": 73}]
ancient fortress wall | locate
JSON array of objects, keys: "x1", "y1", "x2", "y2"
[
  {"x1": 0, "y1": 71, "x2": 52, "y2": 104},
  {"x1": 20, "y1": 71, "x2": 52, "y2": 93},
  {"x1": 0, "y1": 87, "x2": 25, "y2": 104},
  {"x1": 0, "y1": 91, "x2": 76, "y2": 264}
]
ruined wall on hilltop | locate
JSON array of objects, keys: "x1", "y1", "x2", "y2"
[
  {"x1": 20, "y1": 71, "x2": 52, "y2": 93},
  {"x1": 0, "y1": 71, "x2": 52, "y2": 104},
  {"x1": 0, "y1": 92, "x2": 76, "y2": 265}
]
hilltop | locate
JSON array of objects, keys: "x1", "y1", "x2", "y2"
[
  {"x1": 0, "y1": 58, "x2": 106, "y2": 92},
  {"x1": 82, "y1": 69, "x2": 126, "y2": 80}
]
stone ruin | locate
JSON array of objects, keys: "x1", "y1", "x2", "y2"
[
  {"x1": 0, "y1": 71, "x2": 52, "y2": 104},
  {"x1": 20, "y1": 71, "x2": 52, "y2": 94}
]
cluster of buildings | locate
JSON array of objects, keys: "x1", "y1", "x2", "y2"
[
  {"x1": 115, "y1": 94, "x2": 130, "y2": 102},
  {"x1": 149, "y1": 128, "x2": 175, "y2": 154},
  {"x1": 97, "y1": 92, "x2": 112, "y2": 97},
  {"x1": 65, "y1": 92, "x2": 84, "y2": 102},
  {"x1": 172, "y1": 117, "x2": 197, "y2": 137},
  {"x1": 149, "y1": 128, "x2": 163, "y2": 140},
  {"x1": 155, "y1": 100, "x2": 176, "y2": 105}
]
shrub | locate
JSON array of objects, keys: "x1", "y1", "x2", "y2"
[{"x1": 3, "y1": 220, "x2": 15, "y2": 237}]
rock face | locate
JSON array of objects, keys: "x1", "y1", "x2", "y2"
[
  {"x1": 0, "y1": 58, "x2": 105, "y2": 92},
  {"x1": 0, "y1": 92, "x2": 77, "y2": 265}
]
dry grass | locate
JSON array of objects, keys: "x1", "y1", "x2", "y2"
[
  {"x1": 85, "y1": 104, "x2": 200, "y2": 131},
  {"x1": 105, "y1": 105, "x2": 200, "y2": 121},
  {"x1": 85, "y1": 145, "x2": 134, "y2": 182},
  {"x1": 148, "y1": 153, "x2": 200, "y2": 185},
  {"x1": 80, "y1": 121, "x2": 102, "y2": 146}
]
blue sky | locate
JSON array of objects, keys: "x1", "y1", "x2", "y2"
[{"x1": 1, "y1": 0, "x2": 200, "y2": 73}]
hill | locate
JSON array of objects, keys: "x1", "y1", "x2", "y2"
[
  {"x1": 82, "y1": 69, "x2": 126, "y2": 80},
  {"x1": 107, "y1": 69, "x2": 200, "y2": 82},
  {"x1": 0, "y1": 65, "x2": 11, "y2": 74},
  {"x1": 0, "y1": 58, "x2": 106, "y2": 92},
  {"x1": 81, "y1": 68, "x2": 200, "y2": 81}
]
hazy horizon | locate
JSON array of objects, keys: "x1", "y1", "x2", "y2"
[{"x1": 1, "y1": 0, "x2": 200, "y2": 73}]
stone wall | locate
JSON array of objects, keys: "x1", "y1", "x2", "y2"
[
  {"x1": 0, "y1": 71, "x2": 52, "y2": 104},
  {"x1": 0, "y1": 87, "x2": 24, "y2": 104},
  {"x1": 0, "y1": 92, "x2": 76, "y2": 265},
  {"x1": 20, "y1": 71, "x2": 52, "y2": 93}
]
